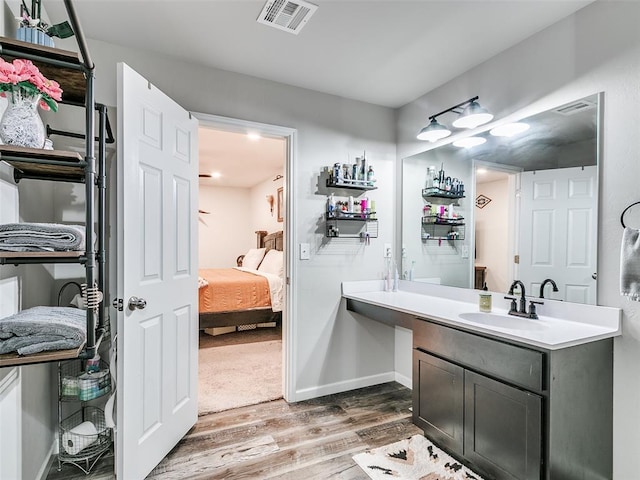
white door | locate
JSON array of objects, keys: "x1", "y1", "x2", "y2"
[
  {"x1": 518, "y1": 166, "x2": 597, "y2": 304},
  {"x1": 116, "y1": 63, "x2": 199, "y2": 479}
]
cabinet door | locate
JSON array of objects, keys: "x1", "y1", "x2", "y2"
[
  {"x1": 464, "y1": 371, "x2": 542, "y2": 480},
  {"x1": 413, "y1": 350, "x2": 464, "y2": 454}
]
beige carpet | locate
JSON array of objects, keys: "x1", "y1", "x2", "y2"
[{"x1": 198, "y1": 329, "x2": 282, "y2": 415}]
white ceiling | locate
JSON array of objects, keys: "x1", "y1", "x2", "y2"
[
  {"x1": 44, "y1": 1, "x2": 593, "y2": 187},
  {"x1": 198, "y1": 128, "x2": 285, "y2": 188},
  {"x1": 45, "y1": 0, "x2": 594, "y2": 108}
]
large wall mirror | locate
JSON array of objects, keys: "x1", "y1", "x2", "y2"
[{"x1": 401, "y1": 93, "x2": 600, "y2": 305}]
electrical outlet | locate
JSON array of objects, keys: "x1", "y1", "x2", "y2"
[
  {"x1": 461, "y1": 245, "x2": 469, "y2": 259},
  {"x1": 384, "y1": 243, "x2": 392, "y2": 258},
  {"x1": 299, "y1": 243, "x2": 310, "y2": 260},
  {"x1": 402, "y1": 244, "x2": 407, "y2": 258}
]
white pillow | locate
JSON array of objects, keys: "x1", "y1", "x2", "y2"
[
  {"x1": 258, "y1": 249, "x2": 283, "y2": 277},
  {"x1": 242, "y1": 248, "x2": 266, "y2": 270}
]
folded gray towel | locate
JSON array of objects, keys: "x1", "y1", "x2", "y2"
[
  {"x1": 0, "y1": 223, "x2": 85, "y2": 252},
  {"x1": 621, "y1": 227, "x2": 640, "y2": 301},
  {"x1": 0, "y1": 306, "x2": 86, "y2": 355}
]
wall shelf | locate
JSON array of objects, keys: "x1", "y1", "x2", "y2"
[
  {"x1": 0, "y1": 145, "x2": 85, "y2": 183},
  {"x1": 326, "y1": 179, "x2": 377, "y2": 191},
  {"x1": 0, "y1": 37, "x2": 87, "y2": 106},
  {"x1": 326, "y1": 217, "x2": 378, "y2": 238},
  {"x1": 0, "y1": 344, "x2": 85, "y2": 368},
  {"x1": 422, "y1": 187, "x2": 465, "y2": 200}
]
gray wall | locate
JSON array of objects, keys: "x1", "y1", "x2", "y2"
[
  {"x1": 396, "y1": 2, "x2": 640, "y2": 477},
  {"x1": 64, "y1": 37, "x2": 400, "y2": 399}
]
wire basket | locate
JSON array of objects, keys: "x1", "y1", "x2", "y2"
[
  {"x1": 59, "y1": 359, "x2": 111, "y2": 402},
  {"x1": 59, "y1": 406, "x2": 111, "y2": 461}
]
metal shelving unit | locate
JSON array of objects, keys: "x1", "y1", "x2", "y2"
[
  {"x1": 0, "y1": 2, "x2": 113, "y2": 474},
  {"x1": 0, "y1": 0, "x2": 108, "y2": 366}
]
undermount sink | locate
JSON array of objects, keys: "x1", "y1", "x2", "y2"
[{"x1": 458, "y1": 312, "x2": 546, "y2": 331}]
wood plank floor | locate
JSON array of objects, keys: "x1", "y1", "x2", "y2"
[{"x1": 46, "y1": 382, "x2": 420, "y2": 479}]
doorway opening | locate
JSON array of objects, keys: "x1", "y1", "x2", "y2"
[
  {"x1": 473, "y1": 161, "x2": 520, "y2": 293},
  {"x1": 193, "y1": 113, "x2": 295, "y2": 414}
]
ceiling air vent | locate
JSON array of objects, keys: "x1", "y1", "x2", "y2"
[
  {"x1": 553, "y1": 99, "x2": 597, "y2": 116},
  {"x1": 257, "y1": 0, "x2": 318, "y2": 35}
]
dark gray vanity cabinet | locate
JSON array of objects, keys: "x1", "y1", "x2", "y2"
[
  {"x1": 413, "y1": 350, "x2": 464, "y2": 453},
  {"x1": 464, "y1": 370, "x2": 542, "y2": 480},
  {"x1": 413, "y1": 317, "x2": 612, "y2": 480}
]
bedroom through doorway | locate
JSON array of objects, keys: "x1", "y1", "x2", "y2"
[{"x1": 196, "y1": 122, "x2": 287, "y2": 415}]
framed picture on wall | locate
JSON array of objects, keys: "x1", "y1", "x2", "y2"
[{"x1": 277, "y1": 187, "x2": 283, "y2": 222}]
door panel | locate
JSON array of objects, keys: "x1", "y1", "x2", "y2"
[
  {"x1": 117, "y1": 63, "x2": 199, "y2": 480},
  {"x1": 519, "y1": 166, "x2": 596, "y2": 303},
  {"x1": 413, "y1": 350, "x2": 464, "y2": 454},
  {"x1": 464, "y1": 371, "x2": 542, "y2": 480}
]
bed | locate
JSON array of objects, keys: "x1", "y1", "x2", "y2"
[{"x1": 198, "y1": 230, "x2": 283, "y2": 330}]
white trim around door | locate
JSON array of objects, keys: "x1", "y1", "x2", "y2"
[{"x1": 190, "y1": 112, "x2": 298, "y2": 402}]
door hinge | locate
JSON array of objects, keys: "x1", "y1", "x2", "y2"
[
  {"x1": 112, "y1": 298, "x2": 124, "y2": 311},
  {"x1": 514, "y1": 255, "x2": 520, "y2": 264}
]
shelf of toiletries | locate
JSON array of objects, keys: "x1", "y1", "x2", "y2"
[
  {"x1": 422, "y1": 187, "x2": 465, "y2": 200},
  {"x1": 326, "y1": 218, "x2": 378, "y2": 239},
  {"x1": 327, "y1": 153, "x2": 377, "y2": 189},
  {"x1": 422, "y1": 164, "x2": 465, "y2": 199},
  {"x1": 421, "y1": 223, "x2": 465, "y2": 241},
  {"x1": 59, "y1": 359, "x2": 111, "y2": 403},
  {"x1": 57, "y1": 358, "x2": 113, "y2": 471},
  {"x1": 325, "y1": 192, "x2": 378, "y2": 239},
  {"x1": 421, "y1": 215, "x2": 465, "y2": 226}
]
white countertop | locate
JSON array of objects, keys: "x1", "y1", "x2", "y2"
[{"x1": 342, "y1": 280, "x2": 621, "y2": 350}]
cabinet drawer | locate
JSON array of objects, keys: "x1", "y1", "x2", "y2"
[{"x1": 413, "y1": 318, "x2": 544, "y2": 392}]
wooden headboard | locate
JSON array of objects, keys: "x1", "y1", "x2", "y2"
[{"x1": 256, "y1": 230, "x2": 283, "y2": 252}]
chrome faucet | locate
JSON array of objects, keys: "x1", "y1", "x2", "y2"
[
  {"x1": 539, "y1": 278, "x2": 559, "y2": 299},
  {"x1": 505, "y1": 280, "x2": 542, "y2": 319}
]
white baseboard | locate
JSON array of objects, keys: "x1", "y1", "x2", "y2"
[
  {"x1": 394, "y1": 371, "x2": 412, "y2": 389},
  {"x1": 36, "y1": 440, "x2": 57, "y2": 480},
  {"x1": 294, "y1": 372, "x2": 396, "y2": 402}
]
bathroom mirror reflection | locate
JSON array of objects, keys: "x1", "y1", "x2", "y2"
[{"x1": 401, "y1": 93, "x2": 600, "y2": 305}]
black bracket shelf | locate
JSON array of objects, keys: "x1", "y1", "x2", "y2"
[
  {"x1": 422, "y1": 187, "x2": 465, "y2": 200},
  {"x1": 326, "y1": 179, "x2": 377, "y2": 191}
]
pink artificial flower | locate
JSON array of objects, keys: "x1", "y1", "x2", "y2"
[{"x1": 43, "y1": 79, "x2": 63, "y2": 101}]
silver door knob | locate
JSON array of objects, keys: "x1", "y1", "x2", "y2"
[{"x1": 128, "y1": 296, "x2": 147, "y2": 311}]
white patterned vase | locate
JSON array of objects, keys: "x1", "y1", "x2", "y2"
[{"x1": 0, "y1": 90, "x2": 46, "y2": 148}]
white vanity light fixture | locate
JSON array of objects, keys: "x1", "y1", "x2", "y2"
[
  {"x1": 417, "y1": 118, "x2": 452, "y2": 142},
  {"x1": 451, "y1": 100, "x2": 494, "y2": 129},
  {"x1": 417, "y1": 96, "x2": 493, "y2": 141},
  {"x1": 247, "y1": 132, "x2": 262, "y2": 141},
  {"x1": 490, "y1": 122, "x2": 530, "y2": 137},
  {"x1": 453, "y1": 136, "x2": 486, "y2": 149}
]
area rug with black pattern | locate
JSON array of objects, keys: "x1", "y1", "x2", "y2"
[{"x1": 353, "y1": 435, "x2": 485, "y2": 480}]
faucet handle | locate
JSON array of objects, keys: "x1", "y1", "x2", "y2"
[
  {"x1": 528, "y1": 299, "x2": 544, "y2": 319},
  {"x1": 504, "y1": 296, "x2": 518, "y2": 313}
]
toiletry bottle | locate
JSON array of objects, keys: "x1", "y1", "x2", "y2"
[
  {"x1": 370, "y1": 200, "x2": 376, "y2": 219},
  {"x1": 426, "y1": 166, "x2": 435, "y2": 188},
  {"x1": 328, "y1": 194, "x2": 336, "y2": 217},
  {"x1": 384, "y1": 258, "x2": 391, "y2": 292},
  {"x1": 361, "y1": 197, "x2": 368, "y2": 216},
  {"x1": 348, "y1": 196, "x2": 354, "y2": 213},
  {"x1": 409, "y1": 260, "x2": 415, "y2": 281},
  {"x1": 392, "y1": 259, "x2": 399, "y2": 292},
  {"x1": 367, "y1": 166, "x2": 375, "y2": 185}
]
